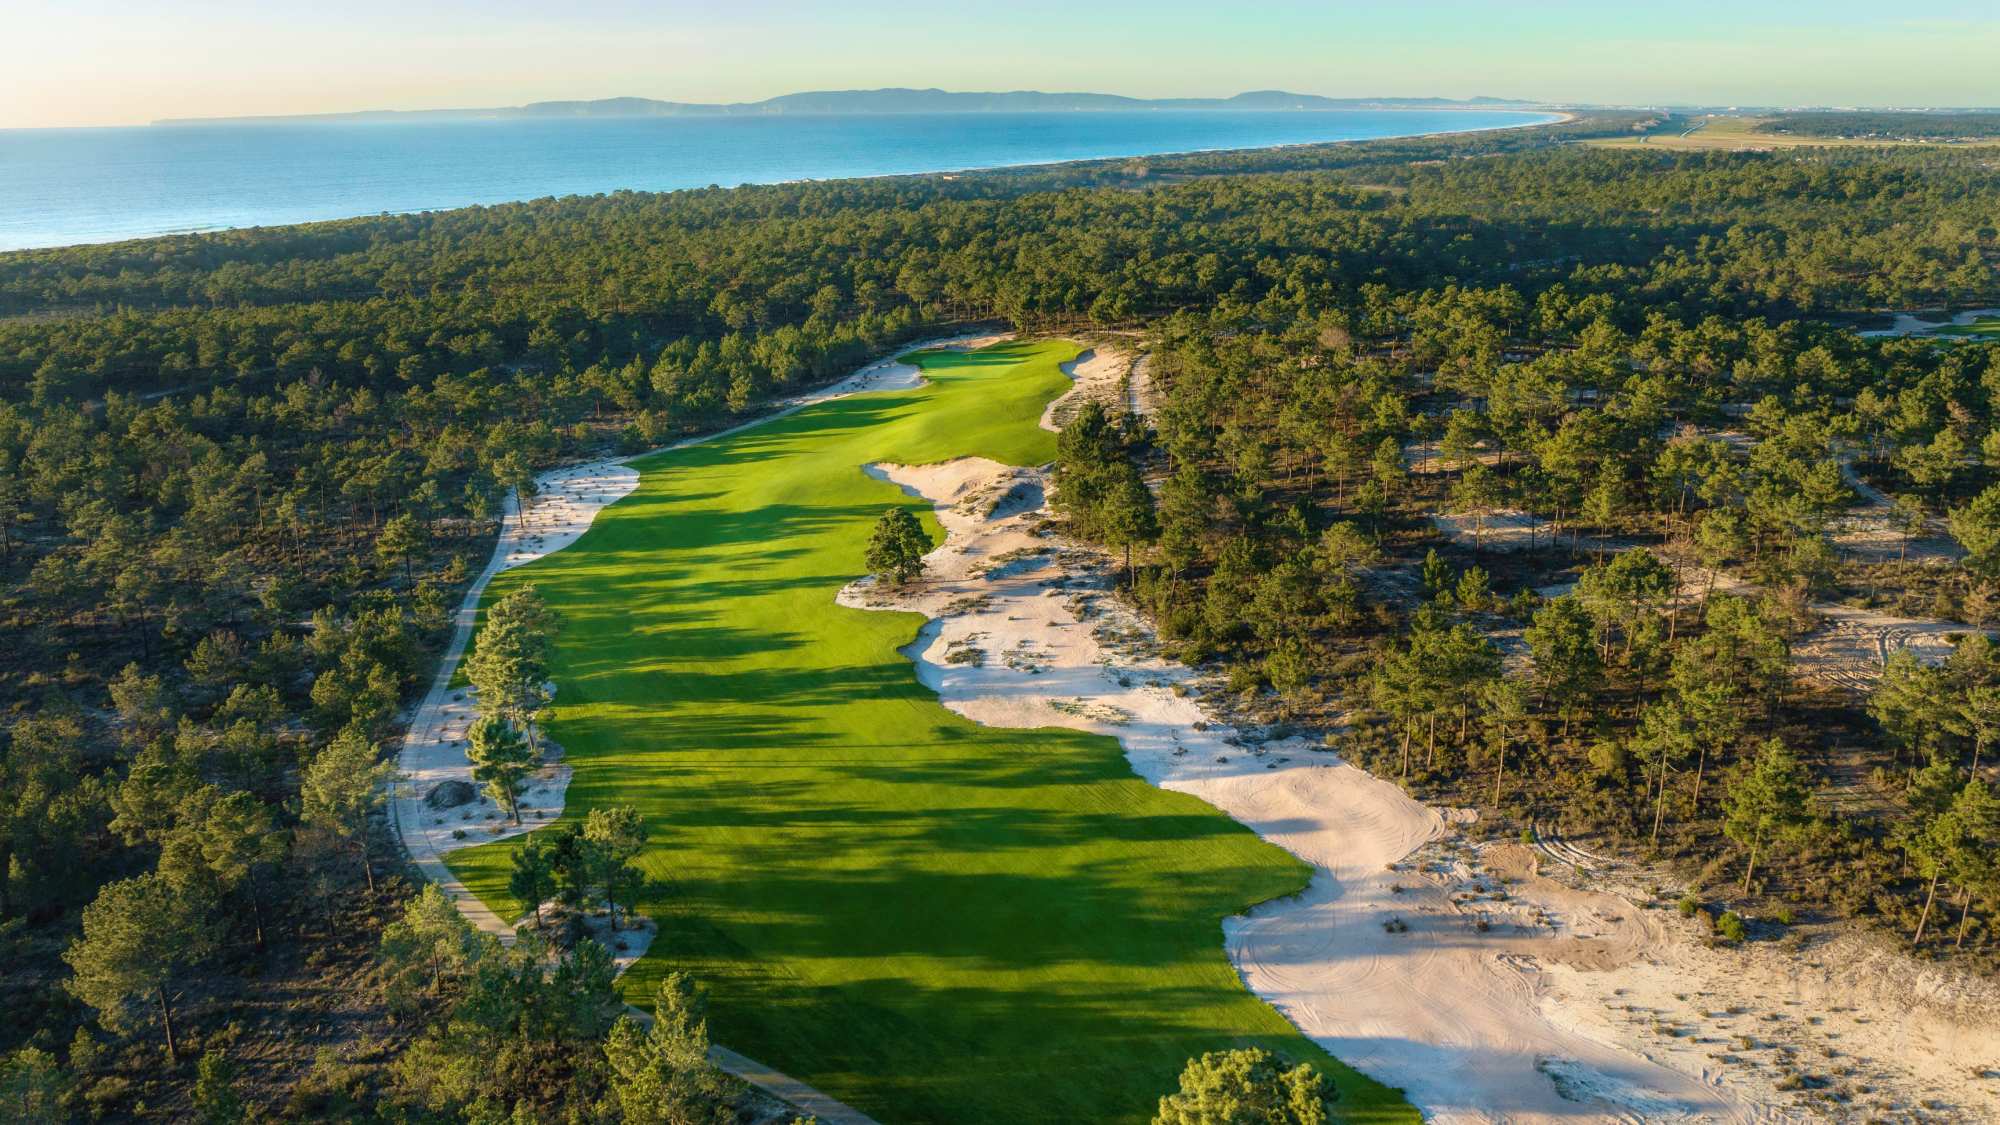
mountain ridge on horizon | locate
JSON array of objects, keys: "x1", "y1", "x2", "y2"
[{"x1": 151, "y1": 87, "x2": 1546, "y2": 126}]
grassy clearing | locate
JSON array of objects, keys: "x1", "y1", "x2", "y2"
[
  {"x1": 444, "y1": 340, "x2": 1413, "y2": 1123},
  {"x1": 1586, "y1": 115, "x2": 2000, "y2": 152}
]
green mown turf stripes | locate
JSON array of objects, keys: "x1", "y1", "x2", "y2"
[{"x1": 445, "y1": 340, "x2": 1415, "y2": 1123}]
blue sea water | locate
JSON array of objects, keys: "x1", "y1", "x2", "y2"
[{"x1": 0, "y1": 109, "x2": 1556, "y2": 251}]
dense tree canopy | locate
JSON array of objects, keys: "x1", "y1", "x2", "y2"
[{"x1": 3, "y1": 114, "x2": 1999, "y2": 1115}]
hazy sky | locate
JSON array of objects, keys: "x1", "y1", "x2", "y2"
[{"x1": 7, "y1": 0, "x2": 1997, "y2": 128}]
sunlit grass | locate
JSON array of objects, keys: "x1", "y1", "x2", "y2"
[{"x1": 444, "y1": 339, "x2": 1414, "y2": 1123}]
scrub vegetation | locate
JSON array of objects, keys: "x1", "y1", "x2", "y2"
[{"x1": 2, "y1": 114, "x2": 1997, "y2": 1119}]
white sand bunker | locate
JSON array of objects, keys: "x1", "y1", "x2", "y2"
[
  {"x1": 843, "y1": 457, "x2": 1740, "y2": 1124},
  {"x1": 1042, "y1": 347, "x2": 1134, "y2": 432}
]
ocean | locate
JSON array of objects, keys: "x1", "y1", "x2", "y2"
[{"x1": 0, "y1": 109, "x2": 1557, "y2": 252}]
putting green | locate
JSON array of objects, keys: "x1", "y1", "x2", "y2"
[{"x1": 446, "y1": 340, "x2": 1413, "y2": 1123}]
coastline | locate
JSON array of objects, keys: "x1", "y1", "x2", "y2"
[{"x1": 0, "y1": 109, "x2": 1569, "y2": 253}]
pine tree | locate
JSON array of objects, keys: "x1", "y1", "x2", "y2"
[
  {"x1": 1101, "y1": 464, "x2": 1159, "y2": 580},
  {"x1": 585, "y1": 806, "x2": 650, "y2": 931},
  {"x1": 378, "y1": 884, "x2": 491, "y2": 1006},
  {"x1": 1632, "y1": 700, "x2": 1697, "y2": 849},
  {"x1": 467, "y1": 715, "x2": 535, "y2": 824},
  {"x1": 300, "y1": 726, "x2": 395, "y2": 892},
  {"x1": 603, "y1": 972, "x2": 740, "y2": 1125},
  {"x1": 1525, "y1": 596, "x2": 1602, "y2": 742},
  {"x1": 864, "y1": 508, "x2": 932, "y2": 586},
  {"x1": 1481, "y1": 678, "x2": 1530, "y2": 807},
  {"x1": 1870, "y1": 650, "x2": 1950, "y2": 765},
  {"x1": 1154, "y1": 1048, "x2": 1331, "y2": 1125},
  {"x1": 1938, "y1": 782, "x2": 2000, "y2": 948},
  {"x1": 464, "y1": 586, "x2": 559, "y2": 753},
  {"x1": 376, "y1": 511, "x2": 428, "y2": 585},
  {"x1": 63, "y1": 873, "x2": 217, "y2": 1064},
  {"x1": 1722, "y1": 739, "x2": 1816, "y2": 892},
  {"x1": 192, "y1": 791, "x2": 286, "y2": 952},
  {"x1": 509, "y1": 836, "x2": 557, "y2": 931}
]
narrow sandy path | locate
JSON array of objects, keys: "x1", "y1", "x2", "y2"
[{"x1": 388, "y1": 333, "x2": 1002, "y2": 1123}]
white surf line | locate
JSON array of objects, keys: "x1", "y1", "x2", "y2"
[
  {"x1": 388, "y1": 333, "x2": 999, "y2": 1124},
  {"x1": 840, "y1": 457, "x2": 1750, "y2": 1125}
]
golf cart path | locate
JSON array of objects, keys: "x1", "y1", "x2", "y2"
[{"x1": 389, "y1": 333, "x2": 1005, "y2": 1125}]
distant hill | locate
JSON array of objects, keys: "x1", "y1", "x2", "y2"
[{"x1": 152, "y1": 88, "x2": 1543, "y2": 126}]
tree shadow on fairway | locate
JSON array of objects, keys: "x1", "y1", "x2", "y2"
[
  {"x1": 657, "y1": 398, "x2": 916, "y2": 468},
  {"x1": 630, "y1": 935, "x2": 1408, "y2": 1125},
  {"x1": 448, "y1": 341, "x2": 1418, "y2": 1124},
  {"x1": 583, "y1": 659, "x2": 928, "y2": 710},
  {"x1": 906, "y1": 343, "x2": 1038, "y2": 369},
  {"x1": 594, "y1": 498, "x2": 896, "y2": 551},
  {"x1": 548, "y1": 625, "x2": 815, "y2": 683}
]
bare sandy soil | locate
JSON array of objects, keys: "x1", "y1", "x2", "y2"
[
  {"x1": 1403, "y1": 441, "x2": 1507, "y2": 475},
  {"x1": 1791, "y1": 604, "x2": 1982, "y2": 693},
  {"x1": 843, "y1": 358, "x2": 2000, "y2": 1120},
  {"x1": 1433, "y1": 507, "x2": 1553, "y2": 552},
  {"x1": 1528, "y1": 835, "x2": 2000, "y2": 1122},
  {"x1": 842, "y1": 452, "x2": 1750, "y2": 1123},
  {"x1": 1040, "y1": 346, "x2": 1133, "y2": 430},
  {"x1": 1127, "y1": 349, "x2": 1159, "y2": 418}
]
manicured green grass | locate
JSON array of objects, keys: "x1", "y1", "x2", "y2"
[
  {"x1": 445, "y1": 340, "x2": 1414, "y2": 1123},
  {"x1": 1937, "y1": 316, "x2": 2000, "y2": 339}
]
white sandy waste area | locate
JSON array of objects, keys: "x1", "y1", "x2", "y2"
[
  {"x1": 839, "y1": 454, "x2": 1741, "y2": 1123},
  {"x1": 1040, "y1": 346, "x2": 1134, "y2": 430},
  {"x1": 839, "y1": 362, "x2": 2000, "y2": 1121}
]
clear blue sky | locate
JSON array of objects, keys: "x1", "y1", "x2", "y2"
[{"x1": 6, "y1": 0, "x2": 1996, "y2": 128}]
